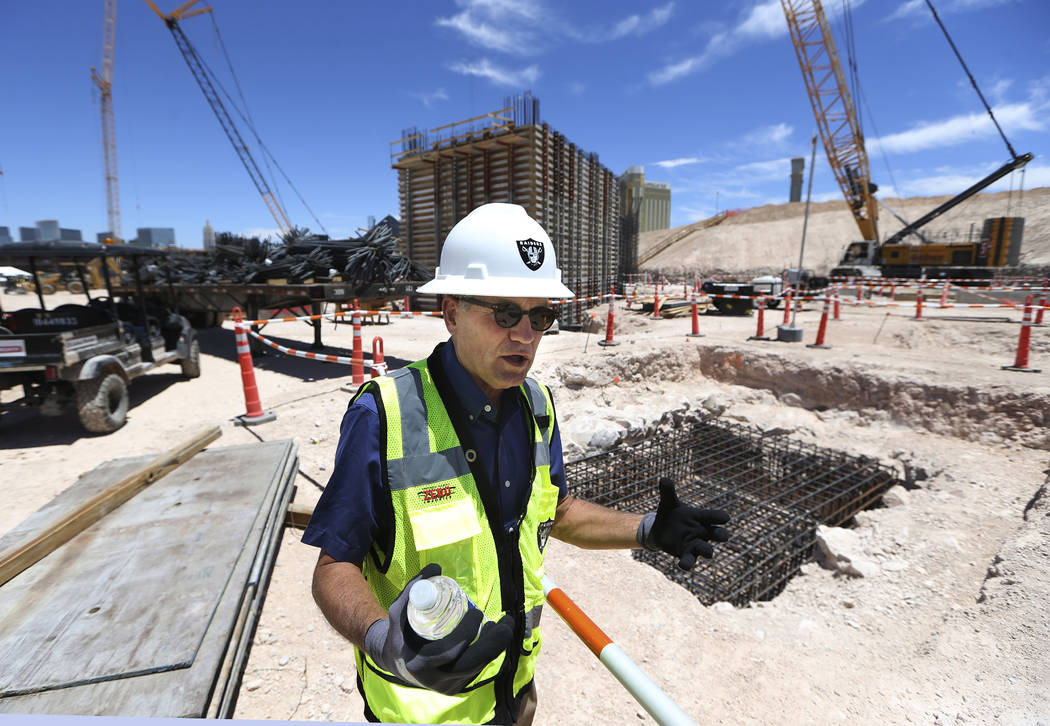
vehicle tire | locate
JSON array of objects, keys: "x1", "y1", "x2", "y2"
[
  {"x1": 766, "y1": 300, "x2": 781, "y2": 309},
  {"x1": 76, "y1": 373, "x2": 129, "y2": 434},
  {"x1": 39, "y1": 283, "x2": 56, "y2": 295},
  {"x1": 180, "y1": 338, "x2": 201, "y2": 378},
  {"x1": 67, "y1": 280, "x2": 85, "y2": 294}
]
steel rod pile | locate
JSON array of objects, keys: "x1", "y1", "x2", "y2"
[
  {"x1": 565, "y1": 417, "x2": 899, "y2": 606},
  {"x1": 130, "y1": 221, "x2": 428, "y2": 292}
]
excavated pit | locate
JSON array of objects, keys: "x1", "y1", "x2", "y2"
[{"x1": 565, "y1": 416, "x2": 899, "y2": 606}]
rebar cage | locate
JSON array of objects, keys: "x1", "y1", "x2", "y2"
[{"x1": 564, "y1": 417, "x2": 900, "y2": 606}]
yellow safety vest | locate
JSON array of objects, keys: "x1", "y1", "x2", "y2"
[{"x1": 353, "y1": 348, "x2": 558, "y2": 725}]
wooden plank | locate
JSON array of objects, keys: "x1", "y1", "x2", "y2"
[
  {"x1": 0, "y1": 439, "x2": 296, "y2": 717},
  {"x1": 0, "y1": 439, "x2": 282, "y2": 699},
  {"x1": 0, "y1": 426, "x2": 222, "y2": 588},
  {"x1": 284, "y1": 502, "x2": 313, "y2": 529}
]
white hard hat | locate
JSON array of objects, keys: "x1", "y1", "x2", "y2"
[{"x1": 416, "y1": 203, "x2": 575, "y2": 299}]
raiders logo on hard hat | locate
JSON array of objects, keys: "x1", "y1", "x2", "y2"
[
  {"x1": 537, "y1": 518, "x2": 554, "y2": 553},
  {"x1": 516, "y1": 238, "x2": 545, "y2": 271}
]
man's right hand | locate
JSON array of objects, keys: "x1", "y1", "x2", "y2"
[{"x1": 364, "y1": 563, "x2": 515, "y2": 695}]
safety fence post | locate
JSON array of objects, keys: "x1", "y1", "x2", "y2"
[
  {"x1": 914, "y1": 288, "x2": 924, "y2": 321},
  {"x1": 832, "y1": 287, "x2": 841, "y2": 321},
  {"x1": 402, "y1": 296, "x2": 412, "y2": 318},
  {"x1": 542, "y1": 575, "x2": 697, "y2": 726},
  {"x1": 856, "y1": 283, "x2": 863, "y2": 301},
  {"x1": 1035, "y1": 294, "x2": 1047, "y2": 327},
  {"x1": 686, "y1": 292, "x2": 704, "y2": 338},
  {"x1": 1002, "y1": 295, "x2": 1040, "y2": 373},
  {"x1": 371, "y1": 337, "x2": 387, "y2": 377},
  {"x1": 940, "y1": 281, "x2": 950, "y2": 308},
  {"x1": 597, "y1": 294, "x2": 620, "y2": 347},
  {"x1": 782, "y1": 290, "x2": 793, "y2": 327},
  {"x1": 652, "y1": 291, "x2": 662, "y2": 319},
  {"x1": 351, "y1": 310, "x2": 365, "y2": 385},
  {"x1": 231, "y1": 307, "x2": 276, "y2": 425},
  {"x1": 748, "y1": 297, "x2": 770, "y2": 341},
  {"x1": 807, "y1": 295, "x2": 832, "y2": 349},
  {"x1": 890, "y1": 283, "x2": 896, "y2": 301}
]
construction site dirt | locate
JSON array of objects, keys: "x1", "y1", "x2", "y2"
[{"x1": 1, "y1": 282, "x2": 1047, "y2": 724}]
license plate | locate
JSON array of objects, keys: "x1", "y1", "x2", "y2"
[{"x1": 0, "y1": 339, "x2": 27, "y2": 357}]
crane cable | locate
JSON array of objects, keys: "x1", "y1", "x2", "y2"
[
  {"x1": 179, "y1": 13, "x2": 329, "y2": 237},
  {"x1": 204, "y1": 15, "x2": 329, "y2": 236},
  {"x1": 923, "y1": 0, "x2": 1017, "y2": 161}
]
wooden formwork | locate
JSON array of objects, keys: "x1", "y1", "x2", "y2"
[{"x1": 391, "y1": 97, "x2": 634, "y2": 325}]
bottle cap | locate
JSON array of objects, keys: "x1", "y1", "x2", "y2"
[{"x1": 409, "y1": 578, "x2": 438, "y2": 611}]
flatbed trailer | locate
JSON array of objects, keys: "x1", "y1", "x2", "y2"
[{"x1": 111, "y1": 280, "x2": 416, "y2": 349}]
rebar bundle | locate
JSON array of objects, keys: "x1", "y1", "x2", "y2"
[{"x1": 565, "y1": 417, "x2": 899, "y2": 606}]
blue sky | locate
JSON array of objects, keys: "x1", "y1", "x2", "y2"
[{"x1": 1, "y1": 0, "x2": 1047, "y2": 248}]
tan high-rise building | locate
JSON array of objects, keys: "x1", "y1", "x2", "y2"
[{"x1": 620, "y1": 166, "x2": 671, "y2": 233}]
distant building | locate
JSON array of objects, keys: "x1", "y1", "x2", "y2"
[
  {"x1": 620, "y1": 166, "x2": 671, "y2": 233},
  {"x1": 790, "y1": 157, "x2": 804, "y2": 203},
  {"x1": 15, "y1": 220, "x2": 82, "y2": 242},
  {"x1": 202, "y1": 220, "x2": 215, "y2": 250},
  {"x1": 0, "y1": 226, "x2": 12, "y2": 244},
  {"x1": 136, "y1": 227, "x2": 176, "y2": 248}
]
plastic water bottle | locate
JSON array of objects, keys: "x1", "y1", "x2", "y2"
[{"x1": 407, "y1": 575, "x2": 477, "y2": 640}]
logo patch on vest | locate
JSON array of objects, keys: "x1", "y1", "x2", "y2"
[
  {"x1": 537, "y1": 518, "x2": 554, "y2": 553},
  {"x1": 419, "y1": 484, "x2": 455, "y2": 503},
  {"x1": 516, "y1": 238, "x2": 545, "y2": 271}
]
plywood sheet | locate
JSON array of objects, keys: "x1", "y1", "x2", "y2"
[{"x1": 0, "y1": 441, "x2": 294, "y2": 698}]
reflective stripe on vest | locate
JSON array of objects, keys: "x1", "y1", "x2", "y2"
[{"x1": 356, "y1": 358, "x2": 558, "y2": 725}]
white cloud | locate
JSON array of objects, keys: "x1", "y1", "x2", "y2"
[
  {"x1": 737, "y1": 0, "x2": 786, "y2": 38},
  {"x1": 648, "y1": 1, "x2": 785, "y2": 86},
  {"x1": 887, "y1": 0, "x2": 1013, "y2": 22},
  {"x1": 413, "y1": 88, "x2": 450, "y2": 108},
  {"x1": 607, "y1": 3, "x2": 675, "y2": 40},
  {"x1": 902, "y1": 162, "x2": 1050, "y2": 196},
  {"x1": 875, "y1": 102, "x2": 1045, "y2": 154},
  {"x1": 448, "y1": 58, "x2": 540, "y2": 87},
  {"x1": 733, "y1": 157, "x2": 792, "y2": 180},
  {"x1": 654, "y1": 157, "x2": 703, "y2": 169},
  {"x1": 743, "y1": 123, "x2": 793, "y2": 147},
  {"x1": 435, "y1": 0, "x2": 543, "y2": 54}
]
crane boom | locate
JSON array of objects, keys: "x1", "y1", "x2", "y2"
[
  {"x1": 781, "y1": 0, "x2": 878, "y2": 242},
  {"x1": 91, "y1": 0, "x2": 121, "y2": 243},
  {"x1": 145, "y1": 0, "x2": 293, "y2": 235}
]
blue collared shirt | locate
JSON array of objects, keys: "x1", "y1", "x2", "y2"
[{"x1": 302, "y1": 340, "x2": 567, "y2": 564}]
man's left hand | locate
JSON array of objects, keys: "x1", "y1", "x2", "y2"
[{"x1": 638, "y1": 477, "x2": 731, "y2": 570}]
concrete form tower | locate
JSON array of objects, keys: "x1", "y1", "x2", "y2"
[{"x1": 790, "y1": 157, "x2": 805, "y2": 203}]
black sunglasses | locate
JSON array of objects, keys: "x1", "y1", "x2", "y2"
[{"x1": 457, "y1": 296, "x2": 559, "y2": 332}]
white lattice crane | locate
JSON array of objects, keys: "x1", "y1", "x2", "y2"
[{"x1": 91, "y1": 0, "x2": 121, "y2": 243}]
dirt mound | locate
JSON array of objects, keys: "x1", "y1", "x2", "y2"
[{"x1": 641, "y1": 187, "x2": 1050, "y2": 274}]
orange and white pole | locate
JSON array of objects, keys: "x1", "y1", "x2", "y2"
[
  {"x1": 914, "y1": 287, "x2": 924, "y2": 321},
  {"x1": 1003, "y1": 295, "x2": 1040, "y2": 373},
  {"x1": 597, "y1": 295, "x2": 620, "y2": 347},
  {"x1": 231, "y1": 306, "x2": 276, "y2": 425},
  {"x1": 686, "y1": 292, "x2": 704, "y2": 338},
  {"x1": 832, "y1": 287, "x2": 841, "y2": 321},
  {"x1": 749, "y1": 297, "x2": 770, "y2": 341},
  {"x1": 940, "y1": 281, "x2": 950, "y2": 308},
  {"x1": 351, "y1": 310, "x2": 365, "y2": 385},
  {"x1": 807, "y1": 295, "x2": 832, "y2": 349},
  {"x1": 782, "y1": 290, "x2": 793, "y2": 326},
  {"x1": 542, "y1": 575, "x2": 696, "y2": 726}
]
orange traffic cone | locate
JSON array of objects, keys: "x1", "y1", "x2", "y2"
[{"x1": 231, "y1": 307, "x2": 275, "y2": 425}]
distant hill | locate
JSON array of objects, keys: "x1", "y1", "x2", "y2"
[{"x1": 639, "y1": 187, "x2": 1050, "y2": 275}]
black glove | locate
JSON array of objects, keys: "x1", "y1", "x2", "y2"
[
  {"x1": 638, "y1": 478, "x2": 731, "y2": 571},
  {"x1": 364, "y1": 563, "x2": 515, "y2": 695}
]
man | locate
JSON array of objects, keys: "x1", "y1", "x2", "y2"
[{"x1": 304, "y1": 203, "x2": 730, "y2": 725}]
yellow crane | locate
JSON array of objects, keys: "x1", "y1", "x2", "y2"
[
  {"x1": 91, "y1": 0, "x2": 122, "y2": 244},
  {"x1": 144, "y1": 0, "x2": 294, "y2": 236},
  {"x1": 781, "y1": 0, "x2": 878, "y2": 243}
]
